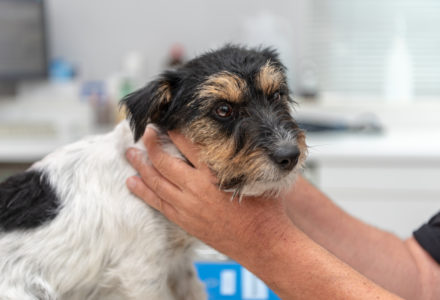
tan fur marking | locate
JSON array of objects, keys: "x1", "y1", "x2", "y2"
[
  {"x1": 198, "y1": 72, "x2": 247, "y2": 104},
  {"x1": 157, "y1": 82, "x2": 172, "y2": 104},
  {"x1": 149, "y1": 82, "x2": 172, "y2": 121},
  {"x1": 295, "y1": 130, "x2": 308, "y2": 168},
  {"x1": 257, "y1": 61, "x2": 285, "y2": 95},
  {"x1": 183, "y1": 118, "x2": 275, "y2": 188}
]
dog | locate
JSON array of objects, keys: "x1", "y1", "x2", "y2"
[{"x1": 0, "y1": 45, "x2": 307, "y2": 299}]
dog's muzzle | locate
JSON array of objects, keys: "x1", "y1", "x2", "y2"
[{"x1": 269, "y1": 143, "x2": 300, "y2": 171}]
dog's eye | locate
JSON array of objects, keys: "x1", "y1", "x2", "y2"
[
  {"x1": 215, "y1": 103, "x2": 233, "y2": 118},
  {"x1": 271, "y1": 91, "x2": 281, "y2": 101}
]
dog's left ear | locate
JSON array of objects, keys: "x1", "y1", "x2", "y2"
[{"x1": 121, "y1": 70, "x2": 180, "y2": 141}]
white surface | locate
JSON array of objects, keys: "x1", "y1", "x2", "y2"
[
  {"x1": 0, "y1": 82, "x2": 98, "y2": 162},
  {"x1": 307, "y1": 130, "x2": 440, "y2": 164},
  {"x1": 0, "y1": 140, "x2": 68, "y2": 163}
]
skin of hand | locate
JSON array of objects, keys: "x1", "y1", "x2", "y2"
[{"x1": 125, "y1": 127, "x2": 402, "y2": 300}]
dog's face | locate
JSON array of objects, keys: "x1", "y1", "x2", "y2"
[{"x1": 123, "y1": 45, "x2": 307, "y2": 196}]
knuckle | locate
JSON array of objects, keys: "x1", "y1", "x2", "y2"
[
  {"x1": 150, "y1": 176, "x2": 162, "y2": 193},
  {"x1": 155, "y1": 152, "x2": 167, "y2": 170},
  {"x1": 138, "y1": 165, "x2": 151, "y2": 182},
  {"x1": 181, "y1": 177, "x2": 193, "y2": 191}
]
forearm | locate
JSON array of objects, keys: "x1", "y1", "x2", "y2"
[
  {"x1": 285, "y1": 176, "x2": 430, "y2": 299},
  {"x1": 238, "y1": 218, "x2": 402, "y2": 300}
]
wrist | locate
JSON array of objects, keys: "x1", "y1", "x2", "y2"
[
  {"x1": 235, "y1": 212, "x2": 299, "y2": 280},
  {"x1": 240, "y1": 223, "x2": 402, "y2": 300}
]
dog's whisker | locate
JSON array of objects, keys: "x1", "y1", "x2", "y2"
[
  {"x1": 230, "y1": 189, "x2": 240, "y2": 202},
  {"x1": 229, "y1": 188, "x2": 245, "y2": 203},
  {"x1": 238, "y1": 193, "x2": 244, "y2": 204}
]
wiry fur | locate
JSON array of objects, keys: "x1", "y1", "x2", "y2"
[
  {"x1": 0, "y1": 45, "x2": 306, "y2": 299},
  {"x1": 0, "y1": 123, "x2": 205, "y2": 299}
]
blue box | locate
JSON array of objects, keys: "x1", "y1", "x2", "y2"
[{"x1": 195, "y1": 261, "x2": 280, "y2": 300}]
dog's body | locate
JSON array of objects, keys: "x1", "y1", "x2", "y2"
[
  {"x1": 0, "y1": 45, "x2": 306, "y2": 299},
  {"x1": 0, "y1": 121, "x2": 204, "y2": 299}
]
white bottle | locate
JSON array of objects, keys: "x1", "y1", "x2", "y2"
[{"x1": 384, "y1": 14, "x2": 414, "y2": 104}]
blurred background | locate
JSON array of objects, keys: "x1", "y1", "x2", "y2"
[{"x1": 1, "y1": 0, "x2": 440, "y2": 298}]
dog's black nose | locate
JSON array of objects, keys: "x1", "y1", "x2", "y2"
[{"x1": 271, "y1": 144, "x2": 300, "y2": 171}]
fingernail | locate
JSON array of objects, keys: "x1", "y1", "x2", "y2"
[
  {"x1": 145, "y1": 127, "x2": 153, "y2": 136},
  {"x1": 146, "y1": 124, "x2": 158, "y2": 132},
  {"x1": 127, "y1": 176, "x2": 137, "y2": 189}
]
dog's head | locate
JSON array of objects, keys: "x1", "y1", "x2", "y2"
[{"x1": 122, "y1": 45, "x2": 307, "y2": 197}]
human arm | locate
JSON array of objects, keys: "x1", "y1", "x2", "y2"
[
  {"x1": 284, "y1": 176, "x2": 440, "y2": 299},
  {"x1": 125, "y1": 128, "x2": 402, "y2": 300}
]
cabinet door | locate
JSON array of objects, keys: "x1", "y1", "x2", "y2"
[{"x1": 313, "y1": 164, "x2": 440, "y2": 238}]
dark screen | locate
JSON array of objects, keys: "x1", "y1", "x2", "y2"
[{"x1": 0, "y1": 0, "x2": 46, "y2": 79}]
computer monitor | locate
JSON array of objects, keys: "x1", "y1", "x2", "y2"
[{"x1": 0, "y1": 0, "x2": 47, "y2": 97}]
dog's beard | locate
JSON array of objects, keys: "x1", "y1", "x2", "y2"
[{"x1": 221, "y1": 166, "x2": 300, "y2": 202}]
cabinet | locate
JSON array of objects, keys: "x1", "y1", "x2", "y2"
[{"x1": 305, "y1": 131, "x2": 440, "y2": 238}]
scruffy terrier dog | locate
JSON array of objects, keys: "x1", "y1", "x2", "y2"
[{"x1": 0, "y1": 45, "x2": 306, "y2": 299}]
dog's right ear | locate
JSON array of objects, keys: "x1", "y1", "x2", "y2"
[{"x1": 121, "y1": 71, "x2": 180, "y2": 141}]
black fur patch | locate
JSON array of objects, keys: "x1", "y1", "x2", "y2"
[{"x1": 0, "y1": 170, "x2": 60, "y2": 231}]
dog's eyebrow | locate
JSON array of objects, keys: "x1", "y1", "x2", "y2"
[
  {"x1": 257, "y1": 61, "x2": 285, "y2": 95},
  {"x1": 197, "y1": 71, "x2": 247, "y2": 104}
]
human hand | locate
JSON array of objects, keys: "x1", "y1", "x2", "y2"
[
  {"x1": 125, "y1": 129, "x2": 406, "y2": 300},
  {"x1": 125, "y1": 127, "x2": 294, "y2": 262}
]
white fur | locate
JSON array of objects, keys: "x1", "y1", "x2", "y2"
[{"x1": 0, "y1": 121, "x2": 206, "y2": 300}]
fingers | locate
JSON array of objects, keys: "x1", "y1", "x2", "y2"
[
  {"x1": 126, "y1": 148, "x2": 183, "y2": 197},
  {"x1": 126, "y1": 176, "x2": 177, "y2": 220},
  {"x1": 141, "y1": 128, "x2": 199, "y2": 190},
  {"x1": 168, "y1": 131, "x2": 217, "y2": 183},
  {"x1": 167, "y1": 131, "x2": 207, "y2": 172}
]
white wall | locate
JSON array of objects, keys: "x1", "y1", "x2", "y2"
[{"x1": 45, "y1": 0, "x2": 307, "y2": 82}]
